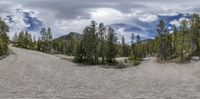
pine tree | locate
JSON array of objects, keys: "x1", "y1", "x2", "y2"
[
  {"x1": 121, "y1": 36, "x2": 126, "y2": 57},
  {"x1": 37, "y1": 38, "x2": 42, "y2": 51},
  {"x1": 32, "y1": 35, "x2": 37, "y2": 49},
  {"x1": 98, "y1": 23, "x2": 106, "y2": 64},
  {"x1": 47, "y1": 27, "x2": 53, "y2": 51},
  {"x1": 91, "y1": 21, "x2": 99, "y2": 64},
  {"x1": 190, "y1": 14, "x2": 200, "y2": 56},
  {"x1": 106, "y1": 26, "x2": 117, "y2": 63},
  {"x1": 177, "y1": 19, "x2": 192, "y2": 62},
  {"x1": 135, "y1": 35, "x2": 142, "y2": 58},
  {"x1": 156, "y1": 20, "x2": 172, "y2": 60},
  {"x1": 0, "y1": 17, "x2": 9, "y2": 56},
  {"x1": 28, "y1": 33, "x2": 34, "y2": 49},
  {"x1": 131, "y1": 33, "x2": 135, "y2": 56},
  {"x1": 172, "y1": 25, "x2": 177, "y2": 57},
  {"x1": 82, "y1": 26, "x2": 94, "y2": 64},
  {"x1": 75, "y1": 21, "x2": 117, "y2": 64},
  {"x1": 24, "y1": 31, "x2": 29, "y2": 48},
  {"x1": 39, "y1": 27, "x2": 53, "y2": 53},
  {"x1": 74, "y1": 40, "x2": 84, "y2": 62},
  {"x1": 17, "y1": 31, "x2": 25, "y2": 48},
  {"x1": 13, "y1": 33, "x2": 18, "y2": 46}
]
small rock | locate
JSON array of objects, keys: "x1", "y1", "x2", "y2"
[
  {"x1": 191, "y1": 56, "x2": 200, "y2": 61},
  {"x1": 116, "y1": 61, "x2": 128, "y2": 68}
]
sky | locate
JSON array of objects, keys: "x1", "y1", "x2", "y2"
[{"x1": 0, "y1": 0, "x2": 200, "y2": 42}]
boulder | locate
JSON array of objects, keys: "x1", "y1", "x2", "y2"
[
  {"x1": 116, "y1": 61, "x2": 128, "y2": 68},
  {"x1": 191, "y1": 56, "x2": 200, "y2": 61}
]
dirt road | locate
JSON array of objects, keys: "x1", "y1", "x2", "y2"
[{"x1": 0, "y1": 47, "x2": 200, "y2": 98}]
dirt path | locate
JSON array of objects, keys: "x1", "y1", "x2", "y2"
[{"x1": 0, "y1": 47, "x2": 200, "y2": 98}]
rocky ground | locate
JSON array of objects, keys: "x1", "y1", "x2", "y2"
[{"x1": 0, "y1": 47, "x2": 200, "y2": 98}]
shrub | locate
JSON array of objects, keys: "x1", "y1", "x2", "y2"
[
  {"x1": 132, "y1": 59, "x2": 141, "y2": 65},
  {"x1": 124, "y1": 58, "x2": 128, "y2": 63},
  {"x1": 128, "y1": 55, "x2": 141, "y2": 66}
]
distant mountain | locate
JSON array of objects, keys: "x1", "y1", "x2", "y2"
[
  {"x1": 139, "y1": 39, "x2": 154, "y2": 44},
  {"x1": 54, "y1": 32, "x2": 82, "y2": 41},
  {"x1": 128, "y1": 39, "x2": 154, "y2": 45},
  {"x1": 53, "y1": 32, "x2": 82, "y2": 55},
  {"x1": 55, "y1": 32, "x2": 154, "y2": 45}
]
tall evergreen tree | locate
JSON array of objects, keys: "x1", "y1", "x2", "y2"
[
  {"x1": 98, "y1": 23, "x2": 106, "y2": 64},
  {"x1": 131, "y1": 33, "x2": 135, "y2": 55},
  {"x1": 177, "y1": 19, "x2": 192, "y2": 61},
  {"x1": 82, "y1": 26, "x2": 95, "y2": 64},
  {"x1": 172, "y1": 25, "x2": 178, "y2": 57},
  {"x1": 135, "y1": 35, "x2": 142, "y2": 58},
  {"x1": 190, "y1": 14, "x2": 200, "y2": 56},
  {"x1": 121, "y1": 36, "x2": 126, "y2": 57},
  {"x1": 91, "y1": 21, "x2": 99, "y2": 64},
  {"x1": 39, "y1": 27, "x2": 53, "y2": 53},
  {"x1": 0, "y1": 17, "x2": 9, "y2": 56},
  {"x1": 106, "y1": 26, "x2": 117, "y2": 63},
  {"x1": 24, "y1": 31, "x2": 29, "y2": 48},
  {"x1": 17, "y1": 31, "x2": 25, "y2": 48},
  {"x1": 13, "y1": 33, "x2": 18, "y2": 46},
  {"x1": 156, "y1": 20, "x2": 173, "y2": 60},
  {"x1": 47, "y1": 27, "x2": 53, "y2": 51}
]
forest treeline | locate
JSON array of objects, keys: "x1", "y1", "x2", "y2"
[
  {"x1": 12, "y1": 21, "x2": 142, "y2": 65},
  {"x1": 0, "y1": 18, "x2": 9, "y2": 56},
  {"x1": 2, "y1": 13, "x2": 200, "y2": 66},
  {"x1": 155, "y1": 14, "x2": 200, "y2": 62},
  {"x1": 13, "y1": 27, "x2": 53, "y2": 53}
]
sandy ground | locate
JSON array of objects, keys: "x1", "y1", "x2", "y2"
[{"x1": 0, "y1": 47, "x2": 200, "y2": 98}]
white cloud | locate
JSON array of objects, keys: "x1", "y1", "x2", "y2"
[
  {"x1": 89, "y1": 8, "x2": 133, "y2": 24},
  {"x1": 138, "y1": 14, "x2": 158, "y2": 22},
  {"x1": 4, "y1": 11, "x2": 30, "y2": 38},
  {"x1": 52, "y1": 19, "x2": 91, "y2": 37},
  {"x1": 116, "y1": 27, "x2": 149, "y2": 43},
  {"x1": 168, "y1": 26, "x2": 172, "y2": 30},
  {"x1": 169, "y1": 20, "x2": 180, "y2": 27},
  {"x1": 169, "y1": 17, "x2": 190, "y2": 27},
  {"x1": 50, "y1": 8, "x2": 140, "y2": 38}
]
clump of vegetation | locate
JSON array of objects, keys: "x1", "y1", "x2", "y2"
[
  {"x1": 13, "y1": 31, "x2": 36, "y2": 50},
  {"x1": 13, "y1": 27, "x2": 53, "y2": 53},
  {"x1": 74, "y1": 21, "x2": 118, "y2": 65},
  {"x1": 128, "y1": 56, "x2": 141, "y2": 66},
  {"x1": 114, "y1": 57, "x2": 141, "y2": 69}
]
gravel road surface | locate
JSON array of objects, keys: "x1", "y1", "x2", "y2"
[{"x1": 0, "y1": 47, "x2": 200, "y2": 98}]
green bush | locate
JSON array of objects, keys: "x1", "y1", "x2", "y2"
[
  {"x1": 0, "y1": 37, "x2": 8, "y2": 56},
  {"x1": 124, "y1": 58, "x2": 128, "y2": 63},
  {"x1": 132, "y1": 59, "x2": 141, "y2": 65},
  {"x1": 128, "y1": 55, "x2": 141, "y2": 66}
]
